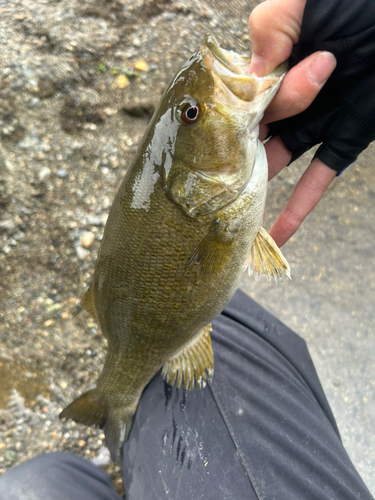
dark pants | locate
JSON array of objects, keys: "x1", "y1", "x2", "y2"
[{"x1": 0, "y1": 291, "x2": 373, "y2": 499}]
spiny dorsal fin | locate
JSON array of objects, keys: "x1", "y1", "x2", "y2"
[
  {"x1": 81, "y1": 286, "x2": 99, "y2": 324},
  {"x1": 247, "y1": 227, "x2": 291, "y2": 283},
  {"x1": 162, "y1": 324, "x2": 214, "y2": 390}
]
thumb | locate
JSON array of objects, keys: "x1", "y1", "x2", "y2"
[{"x1": 248, "y1": 0, "x2": 306, "y2": 76}]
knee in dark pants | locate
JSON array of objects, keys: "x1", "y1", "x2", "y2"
[{"x1": 0, "y1": 452, "x2": 121, "y2": 500}]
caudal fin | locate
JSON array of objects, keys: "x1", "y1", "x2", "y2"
[{"x1": 59, "y1": 389, "x2": 135, "y2": 462}]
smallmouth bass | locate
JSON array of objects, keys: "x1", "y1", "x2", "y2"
[{"x1": 60, "y1": 35, "x2": 290, "y2": 461}]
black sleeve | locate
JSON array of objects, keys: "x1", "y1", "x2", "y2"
[{"x1": 267, "y1": 0, "x2": 375, "y2": 174}]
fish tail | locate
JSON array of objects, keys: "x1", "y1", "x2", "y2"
[
  {"x1": 59, "y1": 389, "x2": 136, "y2": 462},
  {"x1": 102, "y1": 411, "x2": 135, "y2": 462}
]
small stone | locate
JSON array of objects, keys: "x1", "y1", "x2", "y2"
[
  {"x1": 47, "y1": 303, "x2": 62, "y2": 314},
  {"x1": 13, "y1": 232, "x2": 25, "y2": 241},
  {"x1": 102, "y1": 196, "x2": 111, "y2": 209},
  {"x1": 100, "y1": 214, "x2": 108, "y2": 226},
  {"x1": 122, "y1": 134, "x2": 134, "y2": 147},
  {"x1": 28, "y1": 97, "x2": 41, "y2": 108},
  {"x1": 88, "y1": 216, "x2": 103, "y2": 226},
  {"x1": 5, "y1": 451, "x2": 17, "y2": 462},
  {"x1": 83, "y1": 123, "x2": 97, "y2": 131},
  {"x1": 91, "y1": 446, "x2": 110, "y2": 466},
  {"x1": 76, "y1": 245, "x2": 90, "y2": 260},
  {"x1": 103, "y1": 108, "x2": 117, "y2": 116},
  {"x1": 115, "y1": 75, "x2": 130, "y2": 89},
  {"x1": 81, "y1": 231, "x2": 95, "y2": 248},
  {"x1": 133, "y1": 38, "x2": 141, "y2": 47},
  {"x1": 56, "y1": 169, "x2": 68, "y2": 178},
  {"x1": 134, "y1": 59, "x2": 150, "y2": 72},
  {"x1": 44, "y1": 319, "x2": 54, "y2": 327},
  {"x1": 4, "y1": 159, "x2": 15, "y2": 171},
  {"x1": 0, "y1": 220, "x2": 16, "y2": 232}
]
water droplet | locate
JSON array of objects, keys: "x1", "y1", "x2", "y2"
[
  {"x1": 180, "y1": 447, "x2": 186, "y2": 467},
  {"x1": 164, "y1": 381, "x2": 172, "y2": 408},
  {"x1": 162, "y1": 430, "x2": 168, "y2": 447},
  {"x1": 172, "y1": 417, "x2": 177, "y2": 446},
  {"x1": 180, "y1": 390, "x2": 187, "y2": 413}
]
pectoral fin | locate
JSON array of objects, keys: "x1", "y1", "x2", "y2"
[
  {"x1": 186, "y1": 220, "x2": 234, "y2": 281},
  {"x1": 162, "y1": 324, "x2": 214, "y2": 390},
  {"x1": 247, "y1": 227, "x2": 291, "y2": 282},
  {"x1": 81, "y1": 286, "x2": 99, "y2": 324}
]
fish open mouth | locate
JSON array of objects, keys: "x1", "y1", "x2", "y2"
[{"x1": 201, "y1": 34, "x2": 287, "y2": 114}]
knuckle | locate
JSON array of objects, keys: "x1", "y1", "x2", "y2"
[
  {"x1": 282, "y1": 208, "x2": 304, "y2": 228},
  {"x1": 299, "y1": 173, "x2": 327, "y2": 196}
]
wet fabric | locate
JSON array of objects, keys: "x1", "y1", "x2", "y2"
[
  {"x1": 0, "y1": 291, "x2": 373, "y2": 499},
  {"x1": 122, "y1": 290, "x2": 373, "y2": 499}
]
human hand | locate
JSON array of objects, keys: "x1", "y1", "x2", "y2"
[
  {"x1": 248, "y1": 0, "x2": 336, "y2": 247},
  {"x1": 249, "y1": 0, "x2": 375, "y2": 247}
]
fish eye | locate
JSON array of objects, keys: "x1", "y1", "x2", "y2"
[
  {"x1": 182, "y1": 105, "x2": 199, "y2": 123},
  {"x1": 177, "y1": 98, "x2": 200, "y2": 125}
]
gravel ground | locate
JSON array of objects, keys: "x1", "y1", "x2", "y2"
[{"x1": 1, "y1": 0, "x2": 374, "y2": 497}]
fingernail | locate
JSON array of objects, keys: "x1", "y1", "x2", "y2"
[
  {"x1": 309, "y1": 52, "x2": 336, "y2": 85},
  {"x1": 249, "y1": 54, "x2": 266, "y2": 76}
]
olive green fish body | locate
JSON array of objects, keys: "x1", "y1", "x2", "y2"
[{"x1": 60, "y1": 35, "x2": 289, "y2": 461}]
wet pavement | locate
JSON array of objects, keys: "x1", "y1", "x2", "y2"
[{"x1": 240, "y1": 145, "x2": 375, "y2": 493}]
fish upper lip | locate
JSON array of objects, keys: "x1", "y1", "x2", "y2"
[
  {"x1": 202, "y1": 34, "x2": 243, "y2": 74},
  {"x1": 200, "y1": 34, "x2": 287, "y2": 111},
  {"x1": 201, "y1": 33, "x2": 287, "y2": 93}
]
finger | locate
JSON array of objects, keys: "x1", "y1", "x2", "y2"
[
  {"x1": 264, "y1": 136, "x2": 292, "y2": 180},
  {"x1": 269, "y1": 158, "x2": 337, "y2": 247},
  {"x1": 262, "y1": 51, "x2": 337, "y2": 124},
  {"x1": 248, "y1": 0, "x2": 306, "y2": 76}
]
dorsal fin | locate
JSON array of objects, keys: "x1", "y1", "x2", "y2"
[
  {"x1": 162, "y1": 324, "x2": 214, "y2": 390},
  {"x1": 247, "y1": 227, "x2": 291, "y2": 282},
  {"x1": 81, "y1": 286, "x2": 99, "y2": 324}
]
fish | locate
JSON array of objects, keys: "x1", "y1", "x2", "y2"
[{"x1": 59, "y1": 34, "x2": 290, "y2": 461}]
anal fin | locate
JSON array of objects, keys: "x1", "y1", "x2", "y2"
[
  {"x1": 247, "y1": 226, "x2": 291, "y2": 282},
  {"x1": 162, "y1": 324, "x2": 214, "y2": 390}
]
